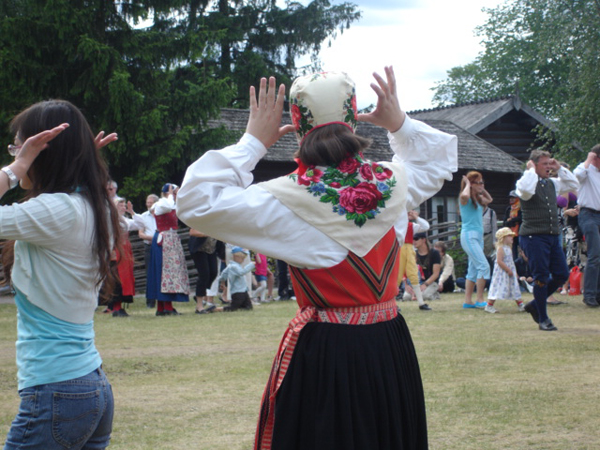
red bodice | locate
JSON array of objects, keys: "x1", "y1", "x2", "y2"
[
  {"x1": 155, "y1": 210, "x2": 178, "y2": 232},
  {"x1": 289, "y1": 228, "x2": 400, "y2": 309}
]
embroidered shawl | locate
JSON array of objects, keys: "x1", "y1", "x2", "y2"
[{"x1": 258, "y1": 154, "x2": 407, "y2": 256}]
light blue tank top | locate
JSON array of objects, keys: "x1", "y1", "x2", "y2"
[
  {"x1": 460, "y1": 198, "x2": 484, "y2": 233},
  {"x1": 14, "y1": 289, "x2": 102, "y2": 390}
]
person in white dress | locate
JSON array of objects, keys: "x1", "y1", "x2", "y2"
[{"x1": 486, "y1": 227, "x2": 526, "y2": 313}]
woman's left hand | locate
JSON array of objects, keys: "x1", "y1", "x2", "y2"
[{"x1": 94, "y1": 131, "x2": 118, "y2": 149}]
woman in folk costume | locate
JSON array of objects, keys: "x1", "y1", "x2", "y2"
[
  {"x1": 107, "y1": 197, "x2": 139, "y2": 317},
  {"x1": 147, "y1": 183, "x2": 189, "y2": 315},
  {"x1": 177, "y1": 67, "x2": 457, "y2": 449},
  {"x1": 398, "y1": 209, "x2": 432, "y2": 310}
]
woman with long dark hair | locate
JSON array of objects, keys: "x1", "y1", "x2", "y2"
[
  {"x1": 177, "y1": 67, "x2": 457, "y2": 449},
  {"x1": 3, "y1": 100, "x2": 121, "y2": 449}
]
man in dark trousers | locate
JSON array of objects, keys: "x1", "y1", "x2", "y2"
[
  {"x1": 573, "y1": 145, "x2": 600, "y2": 308},
  {"x1": 515, "y1": 150, "x2": 579, "y2": 331}
]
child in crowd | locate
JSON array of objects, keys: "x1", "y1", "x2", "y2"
[
  {"x1": 197, "y1": 246, "x2": 255, "y2": 314},
  {"x1": 486, "y1": 227, "x2": 526, "y2": 313},
  {"x1": 252, "y1": 252, "x2": 269, "y2": 303}
]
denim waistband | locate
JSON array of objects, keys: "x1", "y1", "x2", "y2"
[{"x1": 581, "y1": 206, "x2": 600, "y2": 214}]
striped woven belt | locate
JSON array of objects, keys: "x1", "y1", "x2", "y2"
[{"x1": 255, "y1": 300, "x2": 398, "y2": 450}]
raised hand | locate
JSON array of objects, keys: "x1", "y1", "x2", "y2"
[
  {"x1": 357, "y1": 66, "x2": 406, "y2": 133},
  {"x1": 95, "y1": 131, "x2": 118, "y2": 150},
  {"x1": 246, "y1": 77, "x2": 295, "y2": 149},
  {"x1": 16, "y1": 123, "x2": 70, "y2": 166}
]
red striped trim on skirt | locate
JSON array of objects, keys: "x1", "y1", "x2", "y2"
[{"x1": 254, "y1": 300, "x2": 398, "y2": 450}]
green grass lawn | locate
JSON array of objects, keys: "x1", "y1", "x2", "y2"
[{"x1": 1, "y1": 293, "x2": 599, "y2": 450}]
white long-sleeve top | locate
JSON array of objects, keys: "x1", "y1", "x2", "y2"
[
  {"x1": 177, "y1": 115, "x2": 457, "y2": 269},
  {"x1": 132, "y1": 211, "x2": 157, "y2": 242},
  {"x1": 120, "y1": 215, "x2": 140, "y2": 233},
  {"x1": 573, "y1": 162, "x2": 600, "y2": 211},
  {"x1": 152, "y1": 194, "x2": 176, "y2": 216},
  {"x1": 515, "y1": 167, "x2": 579, "y2": 200},
  {"x1": 0, "y1": 193, "x2": 101, "y2": 323}
]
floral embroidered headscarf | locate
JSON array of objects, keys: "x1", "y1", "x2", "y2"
[{"x1": 289, "y1": 71, "x2": 358, "y2": 144}]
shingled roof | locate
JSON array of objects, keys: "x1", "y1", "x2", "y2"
[
  {"x1": 409, "y1": 95, "x2": 553, "y2": 135},
  {"x1": 208, "y1": 108, "x2": 524, "y2": 174}
]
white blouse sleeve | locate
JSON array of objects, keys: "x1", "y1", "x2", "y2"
[
  {"x1": 413, "y1": 216, "x2": 430, "y2": 233},
  {"x1": 153, "y1": 195, "x2": 176, "y2": 216},
  {"x1": 122, "y1": 216, "x2": 140, "y2": 232},
  {"x1": 388, "y1": 116, "x2": 458, "y2": 211}
]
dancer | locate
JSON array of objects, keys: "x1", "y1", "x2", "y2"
[
  {"x1": 573, "y1": 145, "x2": 600, "y2": 307},
  {"x1": 177, "y1": 67, "x2": 457, "y2": 449},
  {"x1": 3, "y1": 100, "x2": 119, "y2": 449},
  {"x1": 459, "y1": 171, "x2": 493, "y2": 309},
  {"x1": 147, "y1": 183, "x2": 190, "y2": 316},
  {"x1": 516, "y1": 150, "x2": 579, "y2": 330}
]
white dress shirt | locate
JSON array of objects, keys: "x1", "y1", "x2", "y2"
[
  {"x1": 133, "y1": 210, "x2": 157, "y2": 243},
  {"x1": 574, "y1": 162, "x2": 600, "y2": 211}
]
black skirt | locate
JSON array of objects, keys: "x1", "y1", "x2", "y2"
[{"x1": 270, "y1": 314, "x2": 427, "y2": 450}]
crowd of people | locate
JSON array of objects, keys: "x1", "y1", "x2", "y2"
[
  {"x1": 447, "y1": 149, "x2": 599, "y2": 333},
  {"x1": 1, "y1": 64, "x2": 598, "y2": 450},
  {"x1": 392, "y1": 146, "x2": 600, "y2": 334}
]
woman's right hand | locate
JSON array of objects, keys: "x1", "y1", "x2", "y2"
[{"x1": 357, "y1": 66, "x2": 406, "y2": 133}]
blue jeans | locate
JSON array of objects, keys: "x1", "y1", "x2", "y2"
[
  {"x1": 519, "y1": 234, "x2": 569, "y2": 323},
  {"x1": 578, "y1": 207, "x2": 600, "y2": 301},
  {"x1": 4, "y1": 368, "x2": 113, "y2": 450}
]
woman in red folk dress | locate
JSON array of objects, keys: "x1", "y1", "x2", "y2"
[
  {"x1": 107, "y1": 197, "x2": 139, "y2": 317},
  {"x1": 176, "y1": 67, "x2": 457, "y2": 449}
]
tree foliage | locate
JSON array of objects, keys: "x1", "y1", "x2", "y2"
[
  {"x1": 431, "y1": 0, "x2": 600, "y2": 165},
  {"x1": 0, "y1": 0, "x2": 360, "y2": 205}
]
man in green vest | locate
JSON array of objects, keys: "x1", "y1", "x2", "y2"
[{"x1": 515, "y1": 150, "x2": 579, "y2": 331}]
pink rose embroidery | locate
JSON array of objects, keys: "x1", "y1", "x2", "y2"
[
  {"x1": 298, "y1": 167, "x2": 323, "y2": 186},
  {"x1": 351, "y1": 95, "x2": 358, "y2": 120},
  {"x1": 372, "y1": 163, "x2": 393, "y2": 180},
  {"x1": 359, "y1": 164, "x2": 374, "y2": 180},
  {"x1": 289, "y1": 153, "x2": 396, "y2": 227},
  {"x1": 339, "y1": 182, "x2": 383, "y2": 215},
  {"x1": 338, "y1": 157, "x2": 361, "y2": 174}
]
